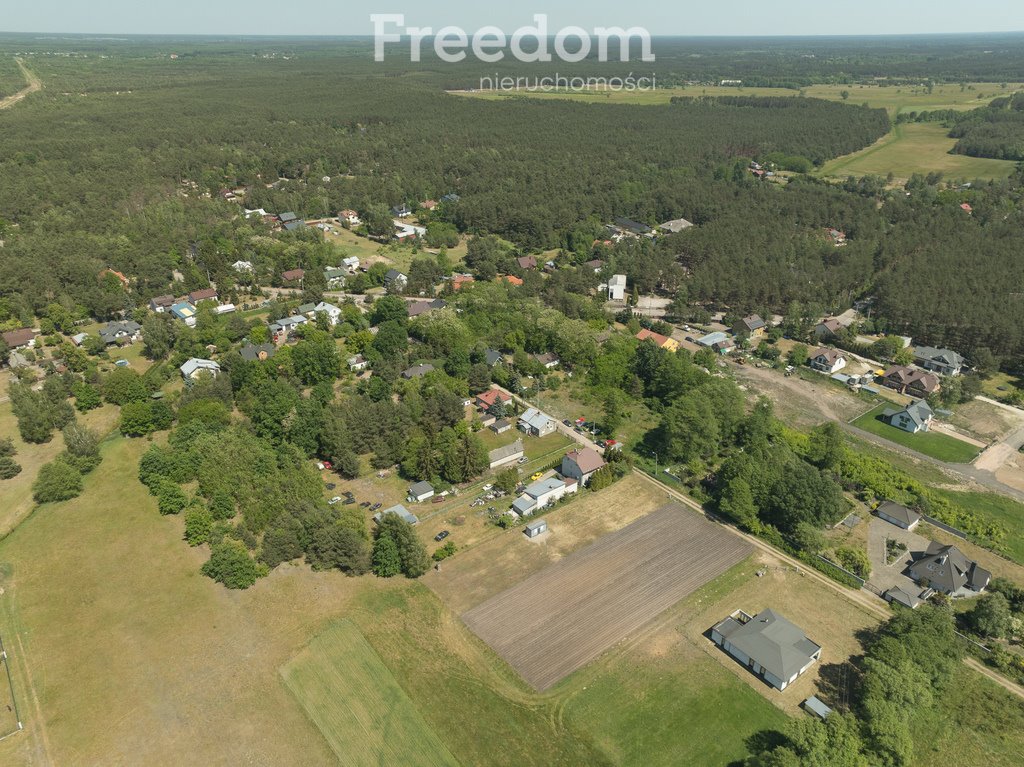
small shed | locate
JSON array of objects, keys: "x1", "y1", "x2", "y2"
[
  {"x1": 490, "y1": 418, "x2": 512, "y2": 434},
  {"x1": 524, "y1": 519, "x2": 548, "y2": 538},
  {"x1": 408, "y1": 481, "x2": 435, "y2": 503},
  {"x1": 802, "y1": 696, "x2": 832, "y2": 720}
]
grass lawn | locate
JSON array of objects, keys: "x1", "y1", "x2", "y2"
[
  {"x1": 454, "y1": 82, "x2": 1023, "y2": 116},
  {"x1": 281, "y1": 619, "x2": 458, "y2": 767},
  {"x1": 981, "y1": 371, "x2": 1024, "y2": 402},
  {"x1": 930, "y1": 490, "x2": 1024, "y2": 568},
  {"x1": 909, "y1": 664, "x2": 1024, "y2": 767},
  {"x1": 852, "y1": 403, "x2": 981, "y2": 464},
  {"x1": 818, "y1": 122, "x2": 1016, "y2": 182}
]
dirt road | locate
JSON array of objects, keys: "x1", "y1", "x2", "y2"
[{"x1": 0, "y1": 59, "x2": 41, "y2": 110}]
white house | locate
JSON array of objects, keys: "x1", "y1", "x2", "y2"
[
  {"x1": 342, "y1": 255, "x2": 361, "y2": 272},
  {"x1": 338, "y1": 210, "x2": 361, "y2": 227},
  {"x1": 607, "y1": 274, "x2": 627, "y2": 301},
  {"x1": 881, "y1": 400, "x2": 934, "y2": 434},
  {"x1": 214, "y1": 303, "x2": 236, "y2": 315},
  {"x1": 313, "y1": 301, "x2": 343, "y2": 326},
  {"x1": 809, "y1": 347, "x2": 847, "y2": 374},
  {"x1": 518, "y1": 407, "x2": 556, "y2": 437},
  {"x1": 180, "y1": 358, "x2": 220, "y2": 382},
  {"x1": 348, "y1": 354, "x2": 369, "y2": 372},
  {"x1": 407, "y1": 481, "x2": 435, "y2": 503},
  {"x1": 511, "y1": 476, "x2": 578, "y2": 517},
  {"x1": 488, "y1": 439, "x2": 525, "y2": 469},
  {"x1": 875, "y1": 501, "x2": 922, "y2": 531},
  {"x1": 232, "y1": 260, "x2": 254, "y2": 272},
  {"x1": 561, "y1": 448, "x2": 606, "y2": 486},
  {"x1": 711, "y1": 609, "x2": 821, "y2": 691}
]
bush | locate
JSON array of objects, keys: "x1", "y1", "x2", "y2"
[
  {"x1": 0, "y1": 456, "x2": 21, "y2": 480},
  {"x1": 432, "y1": 540, "x2": 457, "y2": 561},
  {"x1": 184, "y1": 505, "x2": 214, "y2": 546},
  {"x1": 153, "y1": 478, "x2": 188, "y2": 515},
  {"x1": 120, "y1": 401, "x2": 156, "y2": 437},
  {"x1": 71, "y1": 381, "x2": 102, "y2": 412},
  {"x1": 833, "y1": 546, "x2": 871, "y2": 579},
  {"x1": 201, "y1": 540, "x2": 264, "y2": 589},
  {"x1": 32, "y1": 459, "x2": 84, "y2": 503}
]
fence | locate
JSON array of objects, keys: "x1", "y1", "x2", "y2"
[
  {"x1": 920, "y1": 514, "x2": 968, "y2": 539},
  {"x1": 955, "y1": 630, "x2": 992, "y2": 654},
  {"x1": 815, "y1": 555, "x2": 866, "y2": 587}
]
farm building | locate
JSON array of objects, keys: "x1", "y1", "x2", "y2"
[
  {"x1": 711, "y1": 608, "x2": 821, "y2": 691},
  {"x1": 875, "y1": 501, "x2": 921, "y2": 531},
  {"x1": 524, "y1": 519, "x2": 548, "y2": 538},
  {"x1": 488, "y1": 439, "x2": 525, "y2": 469},
  {"x1": 373, "y1": 505, "x2": 419, "y2": 526},
  {"x1": 407, "y1": 481, "x2": 435, "y2": 503}
]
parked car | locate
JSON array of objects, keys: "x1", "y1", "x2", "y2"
[
  {"x1": 328, "y1": 496, "x2": 342, "y2": 505},
  {"x1": 322, "y1": 461, "x2": 333, "y2": 470},
  {"x1": 434, "y1": 530, "x2": 450, "y2": 542},
  {"x1": 325, "y1": 482, "x2": 336, "y2": 490},
  {"x1": 482, "y1": 483, "x2": 494, "y2": 491},
  {"x1": 360, "y1": 501, "x2": 370, "y2": 508},
  {"x1": 530, "y1": 472, "x2": 544, "y2": 481},
  {"x1": 316, "y1": 462, "x2": 326, "y2": 470},
  {"x1": 343, "y1": 498, "x2": 355, "y2": 505},
  {"x1": 517, "y1": 456, "x2": 529, "y2": 465},
  {"x1": 431, "y1": 496, "x2": 444, "y2": 504},
  {"x1": 343, "y1": 491, "x2": 354, "y2": 498},
  {"x1": 562, "y1": 419, "x2": 572, "y2": 426},
  {"x1": 370, "y1": 503, "x2": 382, "y2": 511}
]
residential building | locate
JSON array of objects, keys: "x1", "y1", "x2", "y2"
[
  {"x1": 401, "y1": 363, "x2": 435, "y2": 380},
  {"x1": 907, "y1": 542, "x2": 990, "y2": 596},
  {"x1": 268, "y1": 314, "x2": 308, "y2": 342},
  {"x1": 809, "y1": 348, "x2": 847, "y2": 374},
  {"x1": 913, "y1": 346, "x2": 965, "y2": 377},
  {"x1": 384, "y1": 269, "x2": 408, "y2": 291},
  {"x1": 391, "y1": 204, "x2": 412, "y2": 218},
  {"x1": 513, "y1": 476, "x2": 578, "y2": 516},
  {"x1": 881, "y1": 399, "x2": 934, "y2": 433},
  {"x1": 875, "y1": 501, "x2": 922, "y2": 531},
  {"x1": 524, "y1": 519, "x2": 548, "y2": 538},
  {"x1": 607, "y1": 274, "x2": 627, "y2": 301},
  {"x1": 324, "y1": 267, "x2": 347, "y2": 288},
  {"x1": 342, "y1": 256, "x2": 361, "y2": 272},
  {"x1": 189, "y1": 287, "x2": 218, "y2": 304},
  {"x1": 348, "y1": 354, "x2": 369, "y2": 372},
  {"x1": 420, "y1": 199, "x2": 438, "y2": 211},
  {"x1": 337, "y1": 209, "x2": 361, "y2": 226},
  {"x1": 612, "y1": 217, "x2": 653, "y2": 236},
  {"x1": 239, "y1": 343, "x2": 276, "y2": 362},
  {"x1": 407, "y1": 298, "x2": 446, "y2": 318},
  {"x1": 517, "y1": 255, "x2": 537, "y2": 270},
  {"x1": 149, "y1": 295, "x2": 175, "y2": 313},
  {"x1": 490, "y1": 418, "x2": 512, "y2": 434},
  {"x1": 659, "y1": 217, "x2": 694, "y2": 234},
  {"x1": 451, "y1": 274, "x2": 475, "y2": 291},
  {"x1": 484, "y1": 349, "x2": 503, "y2": 367},
  {"x1": 170, "y1": 301, "x2": 197, "y2": 326},
  {"x1": 180, "y1": 358, "x2": 220, "y2": 381},
  {"x1": 881, "y1": 366, "x2": 941, "y2": 398},
  {"x1": 734, "y1": 314, "x2": 767, "y2": 339},
  {"x1": 407, "y1": 481, "x2": 435, "y2": 503},
  {"x1": 531, "y1": 352, "x2": 559, "y2": 369},
  {"x1": 313, "y1": 301, "x2": 343, "y2": 326},
  {"x1": 71, "y1": 332, "x2": 89, "y2": 346},
  {"x1": 440, "y1": 193, "x2": 460, "y2": 203},
  {"x1": 812, "y1": 318, "x2": 845, "y2": 340},
  {"x1": 488, "y1": 439, "x2": 525, "y2": 469},
  {"x1": 232, "y1": 260, "x2": 254, "y2": 272},
  {"x1": 710, "y1": 609, "x2": 822, "y2": 691},
  {"x1": 373, "y1": 504, "x2": 419, "y2": 526},
  {"x1": 99, "y1": 320, "x2": 142, "y2": 345},
  {"x1": 1, "y1": 328, "x2": 38, "y2": 350},
  {"x1": 561, "y1": 448, "x2": 606, "y2": 486},
  {"x1": 584, "y1": 258, "x2": 604, "y2": 273},
  {"x1": 281, "y1": 268, "x2": 305, "y2": 283},
  {"x1": 476, "y1": 389, "x2": 511, "y2": 411},
  {"x1": 519, "y1": 407, "x2": 556, "y2": 437},
  {"x1": 637, "y1": 328, "x2": 680, "y2": 352},
  {"x1": 278, "y1": 212, "x2": 298, "y2": 224}
]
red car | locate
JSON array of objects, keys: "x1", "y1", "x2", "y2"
[{"x1": 321, "y1": 460, "x2": 333, "y2": 470}]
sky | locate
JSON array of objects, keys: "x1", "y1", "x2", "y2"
[{"x1": 4, "y1": 0, "x2": 1024, "y2": 37}]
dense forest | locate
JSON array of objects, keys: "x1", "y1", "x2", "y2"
[{"x1": 950, "y1": 92, "x2": 1024, "y2": 159}]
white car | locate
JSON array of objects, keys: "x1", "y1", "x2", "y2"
[
  {"x1": 482, "y1": 483, "x2": 494, "y2": 491},
  {"x1": 328, "y1": 496, "x2": 342, "y2": 505}
]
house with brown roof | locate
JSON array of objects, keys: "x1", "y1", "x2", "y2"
[
  {"x1": 809, "y1": 347, "x2": 846, "y2": 374},
  {"x1": 517, "y1": 256, "x2": 537, "y2": 270},
  {"x1": 476, "y1": 388, "x2": 512, "y2": 411},
  {"x1": 188, "y1": 288, "x2": 218, "y2": 304},
  {"x1": 881, "y1": 366, "x2": 941, "y2": 398},
  {"x1": 636, "y1": 328, "x2": 680, "y2": 352},
  {"x1": 561, "y1": 448, "x2": 606, "y2": 486},
  {"x1": 149, "y1": 295, "x2": 175, "y2": 313},
  {"x1": 2, "y1": 328, "x2": 38, "y2": 350},
  {"x1": 281, "y1": 268, "x2": 305, "y2": 283},
  {"x1": 812, "y1": 318, "x2": 845, "y2": 340}
]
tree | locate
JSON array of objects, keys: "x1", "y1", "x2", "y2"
[
  {"x1": 120, "y1": 401, "x2": 156, "y2": 437},
  {"x1": 142, "y1": 313, "x2": 175, "y2": 360},
  {"x1": 792, "y1": 521, "x2": 827, "y2": 554},
  {"x1": 62, "y1": 421, "x2": 102, "y2": 474},
  {"x1": 201, "y1": 540, "x2": 263, "y2": 589},
  {"x1": 807, "y1": 421, "x2": 845, "y2": 470},
  {"x1": 376, "y1": 514, "x2": 430, "y2": 577},
  {"x1": 372, "y1": 533, "x2": 402, "y2": 577},
  {"x1": 308, "y1": 524, "x2": 371, "y2": 574},
  {"x1": 494, "y1": 468, "x2": 519, "y2": 494},
  {"x1": 72, "y1": 381, "x2": 102, "y2": 412},
  {"x1": 103, "y1": 368, "x2": 149, "y2": 405},
  {"x1": 32, "y1": 459, "x2": 84, "y2": 503},
  {"x1": 184, "y1": 505, "x2": 214, "y2": 545},
  {"x1": 719, "y1": 476, "x2": 758, "y2": 529},
  {"x1": 154, "y1": 478, "x2": 188, "y2": 515},
  {"x1": 0, "y1": 438, "x2": 22, "y2": 480},
  {"x1": 788, "y1": 343, "x2": 809, "y2": 367},
  {"x1": 292, "y1": 331, "x2": 341, "y2": 386},
  {"x1": 967, "y1": 592, "x2": 1012, "y2": 638}
]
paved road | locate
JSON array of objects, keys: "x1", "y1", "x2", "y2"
[{"x1": 0, "y1": 58, "x2": 41, "y2": 110}]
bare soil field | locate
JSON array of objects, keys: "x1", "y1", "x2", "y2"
[
  {"x1": 461, "y1": 504, "x2": 751, "y2": 691},
  {"x1": 426, "y1": 473, "x2": 670, "y2": 614},
  {"x1": 732, "y1": 363, "x2": 872, "y2": 429}
]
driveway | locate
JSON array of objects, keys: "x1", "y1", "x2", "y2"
[{"x1": 866, "y1": 516, "x2": 928, "y2": 596}]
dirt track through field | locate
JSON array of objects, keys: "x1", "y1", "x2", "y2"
[
  {"x1": 0, "y1": 59, "x2": 42, "y2": 110},
  {"x1": 461, "y1": 504, "x2": 751, "y2": 691}
]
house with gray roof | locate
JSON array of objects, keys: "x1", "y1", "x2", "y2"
[
  {"x1": 881, "y1": 399, "x2": 934, "y2": 434},
  {"x1": 875, "y1": 500, "x2": 921, "y2": 531},
  {"x1": 99, "y1": 320, "x2": 142, "y2": 345},
  {"x1": 373, "y1": 504, "x2": 419, "y2": 526},
  {"x1": 907, "y1": 542, "x2": 990, "y2": 597},
  {"x1": 489, "y1": 439, "x2": 525, "y2": 469},
  {"x1": 401, "y1": 363, "x2": 435, "y2": 380},
  {"x1": 385, "y1": 269, "x2": 408, "y2": 291},
  {"x1": 518, "y1": 407, "x2": 555, "y2": 437},
  {"x1": 733, "y1": 314, "x2": 767, "y2": 338},
  {"x1": 407, "y1": 481, "x2": 435, "y2": 503},
  {"x1": 484, "y1": 349, "x2": 504, "y2": 367},
  {"x1": 711, "y1": 609, "x2": 821, "y2": 691},
  {"x1": 180, "y1": 358, "x2": 220, "y2": 382},
  {"x1": 239, "y1": 343, "x2": 276, "y2": 362},
  {"x1": 913, "y1": 346, "x2": 965, "y2": 377}
]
